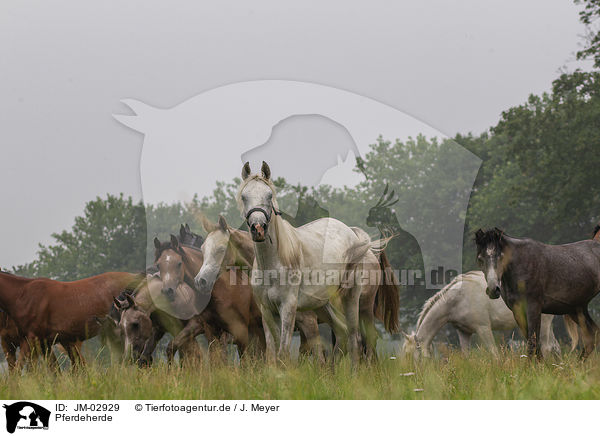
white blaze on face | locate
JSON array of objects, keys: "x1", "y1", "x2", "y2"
[{"x1": 485, "y1": 247, "x2": 499, "y2": 291}]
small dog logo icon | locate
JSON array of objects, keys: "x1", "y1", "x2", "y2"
[{"x1": 3, "y1": 402, "x2": 50, "y2": 433}]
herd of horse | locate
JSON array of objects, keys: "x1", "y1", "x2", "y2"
[{"x1": 1, "y1": 161, "x2": 599, "y2": 371}]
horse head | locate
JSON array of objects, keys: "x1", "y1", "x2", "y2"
[
  {"x1": 475, "y1": 228, "x2": 509, "y2": 300},
  {"x1": 238, "y1": 161, "x2": 278, "y2": 242},
  {"x1": 154, "y1": 235, "x2": 185, "y2": 301},
  {"x1": 194, "y1": 215, "x2": 231, "y2": 294},
  {"x1": 114, "y1": 294, "x2": 153, "y2": 367}
]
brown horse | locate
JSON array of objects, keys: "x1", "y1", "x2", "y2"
[
  {"x1": 0, "y1": 271, "x2": 142, "y2": 368},
  {"x1": 153, "y1": 235, "x2": 266, "y2": 358},
  {"x1": 594, "y1": 224, "x2": 600, "y2": 242}
]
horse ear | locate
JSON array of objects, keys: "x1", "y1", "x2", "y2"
[
  {"x1": 170, "y1": 234, "x2": 179, "y2": 250},
  {"x1": 242, "y1": 162, "x2": 251, "y2": 180},
  {"x1": 261, "y1": 161, "x2": 271, "y2": 180},
  {"x1": 125, "y1": 294, "x2": 136, "y2": 309},
  {"x1": 475, "y1": 229, "x2": 484, "y2": 243},
  {"x1": 401, "y1": 330, "x2": 410, "y2": 340},
  {"x1": 113, "y1": 297, "x2": 122, "y2": 310},
  {"x1": 179, "y1": 224, "x2": 186, "y2": 240},
  {"x1": 218, "y1": 215, "x2": 228, "y2": 232},
  {"x1": 154, "y1": 237, "x2": 161, "y2": 250},
  {"x1": 185, "y1": 223, "x2": 191, "y2": 232}
]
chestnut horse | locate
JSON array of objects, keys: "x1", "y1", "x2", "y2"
[{"x1": 0, "y1": 270, "x2": 142, "y2": 368}]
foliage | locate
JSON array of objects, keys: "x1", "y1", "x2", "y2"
[
  {"x1": 575, "y1": 0, "x2": 600, "y2": 67},
  {"x1": 13, "y1": 194, "x2": 146, "y2": 280}
]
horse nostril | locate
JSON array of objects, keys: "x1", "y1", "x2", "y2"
[{"x1": 199, "y1": 278, "x2": 207, "y2": 288}]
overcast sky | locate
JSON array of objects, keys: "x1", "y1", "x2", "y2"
[{"x1": 0, "y1": 0, "x2": 592, "y2": 267}]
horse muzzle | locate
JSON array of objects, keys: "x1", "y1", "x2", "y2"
[
  {"x1": 486, "y1": 286, "x2": 501, "y2": 299},
  {"x1": 195, "y1": 276, "x2": 214, "y2": 295},
  {"x1": 250, "y1": 222, "x2": 267, "y2": 242},
  {"x1": 162, "y1": 287, "x2": 176, "y2": 301}
]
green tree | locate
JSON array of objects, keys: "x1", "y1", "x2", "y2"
[{"x1": 13, "y1": 194, "x2": 146, "y2": 280}]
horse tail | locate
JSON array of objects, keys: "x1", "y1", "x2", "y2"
[
  {"x1": 374, "y1": 251, "x2": 400, "y2": 333},
  {"x1": 344, "y1": 227, "x2": 373, "y2": 266},
  {"x1": 563, "y1": 315, "x2": 580, "y2": 352}
]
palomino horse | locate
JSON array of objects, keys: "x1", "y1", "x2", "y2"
[
  {"x1": 236, "y1": 161, "x2": 399, "y2": 364},
  {"x1": 195, "y1": 214, "x2": 400, "y2": 360},
  {"x1": 0, "y1": 270, "x2": 142, "y2": 368},
  {"x1": 402, "y1": 271, "x2": 571, "y2": 359},
  {"x1": 475, "y1": 228, "x2": 600, "y2": 358}
]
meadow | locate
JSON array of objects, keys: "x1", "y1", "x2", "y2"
[{"x1": 2, "y1": 348, "x2": 600, "y2": 400}]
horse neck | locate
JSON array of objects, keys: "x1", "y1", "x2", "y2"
[
  {"x1": 416, "y1": 293, "x2": 452, "y2": 349},
  {"x1": 0, "y1": 273, "x2": 28, "y2": 313},
  {"x1": 253, "y1": 221, "x2": 281, "y2": 269},
  {"x1": 180, "y1": 246, "x2": 203, "y2": 277},
  {"x1": 229, "y1": 229, "x2": 255, "y2": 268}
]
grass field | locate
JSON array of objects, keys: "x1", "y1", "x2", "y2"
[{"x1": 2, "y1": 348, "x2": 600, "y2": 400}]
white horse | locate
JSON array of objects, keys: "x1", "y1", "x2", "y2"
[
  {"x1": 402, "y1": 271, "x2": 573, "y2": 358},
  {"x1": 234, "y1": 161, "x2": 390, "y2": 364}
]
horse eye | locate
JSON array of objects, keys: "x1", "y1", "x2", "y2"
[
  {"x1": 177, "y1": 262, "x2": 182, "y2": 268},
  {"x1": 131, "y1": 322, "x2": 139, "y2": 330}
]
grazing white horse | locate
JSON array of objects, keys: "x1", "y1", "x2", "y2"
[
  {"x1": 236, "y1": 161, "x2": 385, "y2": 364},
  {"x1": 402, "y1": 271, "x2": 570, "y2": 358}
]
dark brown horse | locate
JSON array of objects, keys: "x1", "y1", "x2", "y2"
[
  {"x1": 0, "y1": 271, "x2": 142, "y2": 368},
  {"x1": 475, "y1": 228, "x2": 600, "y2": 358}
]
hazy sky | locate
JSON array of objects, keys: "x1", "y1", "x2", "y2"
[{"x1": 0, "y1": 0, "x2": 592, "y2": 267}]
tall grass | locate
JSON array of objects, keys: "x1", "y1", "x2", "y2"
[{"x1": 1, "y1": 349, "x2": 600, "y2": 400}]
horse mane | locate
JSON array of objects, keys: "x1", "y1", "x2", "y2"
[
  {"x1": 474, "y1": 227, "x2": 506, "y2": 250},
  {"x1": 416, "y1": 272, "x2": 481, "y2": 329},
  {"x1": 237, "y1": 174, "x2": 304, "y2": 269}
]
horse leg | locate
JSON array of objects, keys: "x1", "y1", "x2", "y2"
[
  {"x1": 474, "y1": 326, "x2": 498, "y2": 357},
  {"x1": 168, "y1": 318, "x2": 204, "y2": 364},
  {"x1": 16, "y1": 335, "x2": 35, "y2": 371},
  {"x1": 66, "y1": 341, "x2": 85, "y2": 369},
  {"x1": 277, "y1": 287, "x2": 299, "y2": 362},
  {"x1": 525, "y1": 300, "x2": 542, "y2": 358},
  {"x1": 577, "y1": 307, "x2": 599, "y2": 358},
  {"x1": 1, "y1": 337, "x2": 17, "y2": 370},
  {"x1": 563, "y1": 315, "x2": 580, "y2": 353},
  {"x1": 456, "y1": 329, "x2": 472, "y2": 354},
  {"x1": 540, "y1": 314, "x2": 560, "y2": 357},
  {"x1": 260, "y1": 305, "x2": 280, "y2": 364},
  {"x1": 342, "y1": 279, "x2": 363, "y2": 367},
  {"x1": 295, "y1": 311, "x2": 325, "y2": 364},
  {"x1": 40, "y1": 342, "x2": 59, "y2": 370}
]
